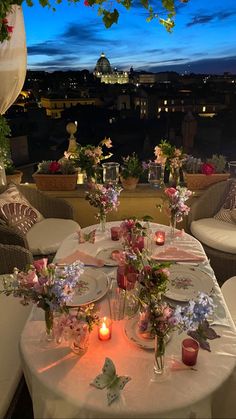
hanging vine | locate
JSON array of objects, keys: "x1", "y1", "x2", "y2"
[{"x1": 0, "y1": 0, "x2": 190, "y2": 42}]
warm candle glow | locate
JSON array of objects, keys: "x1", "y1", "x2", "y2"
[
  {"x1": 155, "y1": 231, "x2": 165, "y2": 246},
  {"x1": 98, "y1": 317, "x2": 112, "y2": 341}
]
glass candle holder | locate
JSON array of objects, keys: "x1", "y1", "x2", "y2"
[
  {"x1": 155, "y1": 230, "x2": 166, "y2": 246},
  {"x1": 110, "y1": 226, "x2": 121, "y2": 241},
  {"x1": 98, "y1": 317, "x2": 112, "y2": 341},
  {"x1": 182, "y1": 338, "x2": 199, "y2": 366},
  {"x1": 102, "y1": 162, "x2": 120, "y2": 185},
  {"x1": 148, "y1": 162, "x2": 163, "y2": 188}
]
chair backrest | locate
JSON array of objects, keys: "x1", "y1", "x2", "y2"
[
  {"x1": 221, "y1": 276, "x2": 236, "y2": 325},
  {"x1": 0, "y1": 244, "x2": 33, "y2": 274}
]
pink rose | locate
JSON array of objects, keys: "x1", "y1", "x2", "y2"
[
  {"x1": 165, "y1": 187, "x2": 177, "y2": 198},
  {"x1": 201, "y1": 163, "x2": 215, "y2": 175},
  {"x1": 33, "y1": 258, "x2": 48, "y2": 272}
]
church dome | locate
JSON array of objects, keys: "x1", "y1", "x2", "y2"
[{"x1": 94, "y1": 53, "x2": 112, "y2": 75}]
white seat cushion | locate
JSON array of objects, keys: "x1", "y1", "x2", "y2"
[
  {"x1": 0, "y1": 295, "x2": 32, "y2": 418},
  {"x1": 26, "y1": 218, "x2": 80, "y2": 255},
  {"x1": 191, "y1": 218, "x2": 236, "y2": 254},
  {"x1": 221, "y1": 276, "x2": 236, "y2": 324}
]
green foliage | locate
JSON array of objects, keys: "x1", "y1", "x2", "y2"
[
  {"x1": 0, "y1": 115, "x2": 15, "y2": 174},
  {"x1": 120, "y1": 153, "x2": 143, "y2": 179},
  {"x1": 0, "y1": 0, "x2": 190, "y2": 42}
]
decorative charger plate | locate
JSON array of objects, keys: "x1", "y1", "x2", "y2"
[
  {"x1": 124, "y1": 316, "x2": 171, "y2": 350},
  {"x1": 96, "y1": 245, "x2": 123, "y2": 267},
  {"x1": 165, "y1": 265, "x2": 214, "y2": 302},
  {"x1": 69, "y1": 269, "x2": 109, "y2": 306}
]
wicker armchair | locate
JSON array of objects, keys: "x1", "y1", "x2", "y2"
[
  {"x1": 187, "y1": 180, "x2": 236, "y2": 285},
  {"x1": 0, "y1": 185, "x2": 80, "y2": 258},
  {"x1": 0, "y1": 244, "x2": 33, "y2": 274}
]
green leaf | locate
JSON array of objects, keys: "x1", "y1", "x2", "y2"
[{"x1": 102, "y1": 8, "x2": 119, "y2": 28}]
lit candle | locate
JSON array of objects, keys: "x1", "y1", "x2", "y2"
[
  {"x1": 98, "y1": 317, "x2": 112, "y2": 341},
  {"x1": 155, "y1": 230, "x2": 165, "y2": 246}
]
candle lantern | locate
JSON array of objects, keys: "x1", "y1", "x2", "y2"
[
  {"x1": 155, "y1": 230, "x2": 165, "y2": 246},
  {"x1": 98, "y1": 317, "x2": 112, "y2": 341}
]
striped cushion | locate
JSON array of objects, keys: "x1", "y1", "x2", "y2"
[{"x1": 214, "y1": 181, "x2": 236, "y2": 224}]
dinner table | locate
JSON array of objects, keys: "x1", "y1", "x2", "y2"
[{"x1": 19, "y1": 221, "x2": 236, "y2": 419}]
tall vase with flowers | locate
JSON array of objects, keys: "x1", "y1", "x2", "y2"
[
  {"x1": 65, "y1": 137, "x2": 113, "y2": 185},
  {"x1": 85, "y1": 183, "x2": 122, "y2": 232},
  {"x1": 154, "y1": 140, "x2": 186, "y2": 186},
  {"x1": 0, "y1": 258, "x2": 84, "y2": 342},
  {"x1": 164, "y1": 186, "x2": 192, "y2": 240}
]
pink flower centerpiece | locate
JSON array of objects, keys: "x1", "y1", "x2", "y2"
[
  {"x1": 85, "y1": 183, "x2": 122, "y2": 232},
  {"x1": 164, "y1": 186, "x2": 192, "y2": 238},
  {"x1": 0, "y1": 258, "x2": 84, "y2": 338}
]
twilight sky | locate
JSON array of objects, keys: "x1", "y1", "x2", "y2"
[{"x1": 23, "y1": 0, "x2": 236, "y2": 74}]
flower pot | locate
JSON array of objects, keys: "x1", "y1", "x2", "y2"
[
  {"x1": 120, "y1": 176, "x2": 139, "y2": 190},
  {"x1": 33, "y1": 172, "x2": 78, "y2": 191},
  {"x1": 185, "y1": 173, "x2": 230, "y2": 190},
  {"x1": 6, "y1": 170, "x2": 23, "y2": 185}
]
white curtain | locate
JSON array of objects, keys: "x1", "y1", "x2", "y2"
[{"x1": 0, "y1": 5, "x2": 27, "y2": 115}]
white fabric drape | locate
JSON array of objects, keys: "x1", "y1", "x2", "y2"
[{"x1": 0, "y1": 5, "x2": 27, "y2": 115}]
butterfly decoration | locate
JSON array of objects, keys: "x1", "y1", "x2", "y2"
[
  {"x1": 90, "y1": 357, "x2": 131, "y2": 405},
  {"x1": 78, "y1": 229, "x2": 96, "y2": 244}
]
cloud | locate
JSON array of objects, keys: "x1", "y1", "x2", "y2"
[
  {"x1": 187, "y1": 9, "x2": 236, "y2": 27},
  {"x1": 144, "y1": 55, "x2": 236, "y2": 74}
]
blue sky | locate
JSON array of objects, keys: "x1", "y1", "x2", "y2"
[{"x1": 23, "y1": 0, "x2": 236, "y2": 74}]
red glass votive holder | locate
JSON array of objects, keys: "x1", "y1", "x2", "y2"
[
  {"x1": 111, "y1": 226, "x2": 121, "y2": 241},
  {"x1": 117, "y1": 265, "x2": 137, "y2": 290},
  {"x1": 155, "y1": 230, "x2": 166, "y2": 246},
  {"x1": 98, "y1": 317, "x2": 112, "y2": 341},
  {"x1": 182, "y1": 338, "x2": 199, "y2": 366}
]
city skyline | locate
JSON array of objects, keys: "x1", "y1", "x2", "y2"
[{"x1": 23, "y1": 0, "x2": 236, "y2": 74}]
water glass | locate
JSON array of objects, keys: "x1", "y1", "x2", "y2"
[
  {"x1": 108, "y1": 278, "x2": 126, "y2": 320},
  {"x1": 102, "y1": 162, "x2": 120, "y2": 185},
  {"x1": 148, "y1": 162, "x2": 163, "y2": 188}
]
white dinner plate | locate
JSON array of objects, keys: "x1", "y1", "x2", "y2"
[
  {"x1": 124, "y1": 316, "x2": 171, "y2": 350},
  {"x1": 165, "y1": 265, "x2": 214, "y2": 302},
  {"x1": 96, "y1": 245, "x2": 123, "y2": 267},
  {"x1": 69, "y1": 269, "x2": 109, "y2": 306}
]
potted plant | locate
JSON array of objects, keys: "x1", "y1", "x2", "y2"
[
  {"x1": 66, "y1": 137, "x2": 113, "y2": 184},
  {"x1": 0, "y1": 115, "x2": 23, "y2": 184},
  {"x1": 120, "y1": 153, "x2": 143, "y2": 190},
  {"x1": 33, "y1": 159, "x2": 78, "y2": 191},
  {"x1": 184, "y1": 154, "x2": 230, "y2": 190}
]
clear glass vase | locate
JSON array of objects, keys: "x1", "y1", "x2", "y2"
[
  {"x1": 169, "y1": 214, "x2": 177, "y2": 241},
  {"x1": 44, "y1": 309, "x2": 54, "y2": 342},
  {"x1": 170, "y1": 168, "x2": 180, "y2": 187},
  {"x1": 154, "y1": 335, "x2": 165, "y2": 375},
  {"x1": 99, "y1": 213, "x2": 106, "y2": 233},
  {"x1": 70, "y1": 329, "x2": 89, "y2": 356}
]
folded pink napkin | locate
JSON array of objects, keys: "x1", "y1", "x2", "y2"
[
  {"x1": 57, "y1": 250, "x2": 105, "y2": 267},
  {"x1": 152, "y1": 246, "x2": 206, "y2": 262}
]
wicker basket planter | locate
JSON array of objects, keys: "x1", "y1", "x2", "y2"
[
  {"x1": 33, "y1": 172, "x2": 77, "y2": 191},
  {"x1": 185, "y1": 173, "x2": 230, "y2": 190}
]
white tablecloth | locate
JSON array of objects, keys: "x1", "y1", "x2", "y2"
[{"x1": 20, "y1": 222, "x2": 236, "y2": 419}]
